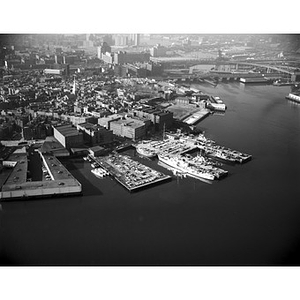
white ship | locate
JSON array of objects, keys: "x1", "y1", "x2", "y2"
[
  {"x1": 206, "y1": 149, "x2": 237, "y2": 163},
  {"x1": 136, "y1": 146, "x2": 157, "y2": 158},
  {"x1": 91, "y1": 167, "x2": 109, "y2": 179},
  {"x1": 286, "y1": 92, "x2": 300, "y2": 103},
  {"x1": 158, "y1": 154, "x2": 215, "y2": 181}
]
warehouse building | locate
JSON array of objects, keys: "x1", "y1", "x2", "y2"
[
  {"x1": 110, "y1": 118, "x2": 146, "y2": 141},
  {"x1": 134, "y1": 108, "x2": 173, "y2": 131},
  {"x1": 77, "y1": 122, "x2": 113, "y2": 146},
  {"x1": 53, "y1": 124, "x2": 83, "y2": 149}
]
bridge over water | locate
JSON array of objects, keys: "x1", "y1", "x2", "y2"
[
  {"x1": 216, "y1": 61, "x2": 299, "y2": 75},
  {"x1": 188, "y1": 61, "x2": 300, "y2": 82},
  {"x1": 157, "y1": 57, "x2": 300, "y2": 82}
]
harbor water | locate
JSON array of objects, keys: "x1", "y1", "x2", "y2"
[{"x1": 1, "y1": 82, "x2": 300, "y2": 265}]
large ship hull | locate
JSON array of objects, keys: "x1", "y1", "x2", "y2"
[{"x1": 158, "y1": 155, "x2": 215, "y2": 181}]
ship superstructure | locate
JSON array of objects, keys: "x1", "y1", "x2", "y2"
[
  {"x1": 135, "y1": 131, "x2": 251, "y2": 164},
  {"x1": 157, "y1": 154, "x2": 226, "y2": 181}
]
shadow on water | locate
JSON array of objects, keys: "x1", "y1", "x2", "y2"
[
  {"x1": 60, "y1": 159, "x2": 103, "y2": 197},
  {"x1": 0, "y1": 198, "x2": 85, "y2": 214}
]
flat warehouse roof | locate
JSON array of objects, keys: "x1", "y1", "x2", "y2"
[{"x1": 54, "y1": 125, "x2": 81, "y2": 137}]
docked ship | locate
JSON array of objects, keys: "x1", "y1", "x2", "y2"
[
  {"x1": 91, "y1": 167, "x2": 109, "y2": 178},
  {"x1": 286, "y1": 92, "x2": 300, "y2": 103},
  {"x1": 273, "y1": 79, "x2": 294, "y2": 86},
  {"x1": 206, "y1": 96, "x2": 227, "y2": 112},
  {"x1": 196, "y1": 139, "x2": 252, "y2": 164},
  {"x1": 158, "y1": 154, "x2": 215, "y2": 181},
  {"x1": 240, "y1": 77, "x2": 271, "y2": 84},
  {"x1": 206, "y1": 149, "x2": 239, "y2": 163},
  {"x1": 206, "y1": 148, "x2": 252, "y2": 163},
  {"x1": 135, "y1": 146, "x2": 157, "y2": 158}
]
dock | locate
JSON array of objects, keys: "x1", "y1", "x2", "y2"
[
  {"x1": 96, "y1": 154, "x2": 171, "y2": 192},
  {"x1": 0, "y1": 148, "x2": 82, "y2": 201},
  {"x1": 115, "y1": 143, "x2": 135, "y2": 152},
  {"x1": 182, "y1": 109, "x2": 210, "y2": 125}
]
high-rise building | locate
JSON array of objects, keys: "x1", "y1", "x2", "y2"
[
  {"x1": 129, "y1": 34, "x2": 140, "y2": 46},
  {"x1": 134, "y1": 34, "x2": 140, "y2": 46},
  {"x1": 97, "y1": 42, "x2": 112, "y2": 59},
  {"x1": 114, "y1": 35, "x2": 128, "y2": 46},
  {"x1": 150, "y1": 44, "x2": 167, "y2": 57}
]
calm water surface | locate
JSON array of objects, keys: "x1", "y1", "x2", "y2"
[{"x1": 1, "y1": 82, "x2": 300, "y2": 266}]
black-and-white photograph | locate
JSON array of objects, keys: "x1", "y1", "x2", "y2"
[{"x1": 1, "y1": 1, "x2": 300, "y2": 299}]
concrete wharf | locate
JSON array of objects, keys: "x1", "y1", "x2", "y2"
[
  {"x1": 96, "y1": 154, "x2": 171, "y2": 192},
  {"x1": 0, "y1": 149, "x2": 82, "y2": 201}
]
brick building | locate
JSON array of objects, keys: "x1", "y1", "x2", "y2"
[{"x1": 77, "y1": 122, "x2": 113, "y2": 146}]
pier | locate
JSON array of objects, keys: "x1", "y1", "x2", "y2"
[
  {"x1": 0, "y1": 148, "x2": 82, "y2": 201},
  {"x1": 96, "y1": 154, "x2": 171, "y2": 192},
  {"x1": 182, "y1": 109, "x2": 210, "y2": 125}
]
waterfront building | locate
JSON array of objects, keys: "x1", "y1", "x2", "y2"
[
  {"x1": 88, "y1": 145, "x2": 106, "y2": 157},
  {"x1": 0, "y1": 149, "x2": 82, "y2": 200},
  {"x1": 40, "y1": 137, "x2": 70, "y2": 157},
  {"x1": 134, "y1": 108, "x2": 173, "y2": 130},
  {"x1": 53, "y1": 124, "x2": 83, "y2": 149},
  {"x1": 110, "y1": 118, "x2": 146, "y2": 140},
  {"x1": 77, "y1": 122, "x2": 113, "y2": 146}
]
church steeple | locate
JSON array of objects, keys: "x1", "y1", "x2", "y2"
[{"x1": 72, "y1": 76, "x2": 76, "y2": 94}]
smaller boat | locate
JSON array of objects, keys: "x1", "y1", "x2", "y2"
[
  {"x1": 136, "y1": 146, "x2": 157, "y2": 158},
  {"x1": 91, "y1": 168, "x2": 109, "y2": 179},
  {"x1": 273, "y1": 80, "x2": 294, "y2": 86}
]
